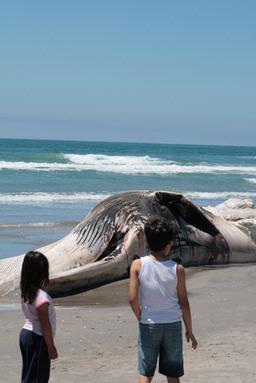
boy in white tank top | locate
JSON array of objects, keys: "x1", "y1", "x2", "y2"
[{"x1": 129, "y1": 217, "x2": 198, "y2": 383}]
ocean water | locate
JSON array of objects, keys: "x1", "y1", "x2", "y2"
[{"x1": 1, "y1": 138, "x2": 256, "y2": 259}]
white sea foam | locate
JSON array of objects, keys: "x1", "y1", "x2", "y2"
[
  {"x1": 186, "y1": 191, "x2": 256, "y2": 200},
  {"x1": 1, "y1": 154, "x2": 256, "y2": 175},
  {"x1": 0, "y1": 192, "x2": 109, "y2": 204},
  {"x1": 0, "y1": 191, "x2": 255, "y2": 206},
  {"x1": 0, "y1": 161, "x2": 80, "y2": 172},
  {"x1": 244, "y1": 178, "x2": 256, "y2": 184},
  {"x1": 240, "y1": 156, "x2": 256, "y2": 159},
  {"x1": 0, "y1": 221, "x2": 76, "y2": 229}
]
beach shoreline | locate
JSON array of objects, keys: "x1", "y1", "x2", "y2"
[{"x1": 1, "y1": 264, "x2": 256, "y2": 383}]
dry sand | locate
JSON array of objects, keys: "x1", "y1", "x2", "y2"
[{"x1": 1, "y1": 264, "x2": 256, "y2": 383}]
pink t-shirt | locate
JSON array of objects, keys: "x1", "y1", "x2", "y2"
[{"x1": 22, "y1": 289, "x2": 56, "y2": 337}]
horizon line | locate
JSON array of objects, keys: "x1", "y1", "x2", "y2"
[{"x1": 0, "y1": 136, "x2": 256, "y2": 149}]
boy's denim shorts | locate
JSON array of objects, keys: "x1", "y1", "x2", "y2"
[{"x1": 138, "y1": 321, "x2": 184, "y2": 378}]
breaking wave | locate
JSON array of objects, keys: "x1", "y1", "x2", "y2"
[
  {"x1": 0, "y1": 192, "x2": 109, "y2": 204},
  {"x1": 0, "y1": 191, "x2": 255, "y2": 206},
  {"x1": 1, "y1": 153, "x2": 256, "y2": 175},
  {"x1": 244, "y1": 178, "x2": 256, "y2": 184},
  {"x1": 186, "y1": 191, "x2": 256, "y2": 200},
  {"x1": 0, "y1": 221, "x2": 77, "y2": 229}
]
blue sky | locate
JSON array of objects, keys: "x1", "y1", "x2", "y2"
[{"x1": 0, "y1": 1, "x2": 255, "y2": 145}]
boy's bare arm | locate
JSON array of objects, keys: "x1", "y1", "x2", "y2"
[
  {"x1": 128, "y1": 259, "x2": 141, "y2": 321},
  {"x1": 37, "y1": 303, "x2": 58, "y2": 359},
  {"x1": 177, "y1": 264, "x2": 198, "y2": 349}
]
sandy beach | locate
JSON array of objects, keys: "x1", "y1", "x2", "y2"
[{"x1": 1, "y1": 264, "x2": 256, "y2": 383}]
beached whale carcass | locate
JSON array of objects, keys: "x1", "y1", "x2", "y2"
[{"x1": 1, "y1": 191, "x2": 256, "y2": 298}]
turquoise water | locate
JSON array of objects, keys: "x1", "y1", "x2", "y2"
[{"x1": 1, "y1": 138, "x2": 256, "y2": 259}]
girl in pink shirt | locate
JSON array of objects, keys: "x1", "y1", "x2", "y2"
[{"x1": 19, "y1": 251, "x2": 58, "y2": 383}]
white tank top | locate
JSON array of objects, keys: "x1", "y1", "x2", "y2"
[{"x1": 139, "y1": 256, "x2": 182, "y2": 324}]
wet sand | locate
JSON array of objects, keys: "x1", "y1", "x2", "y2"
[{"x1": 1, "y1": 264, "x2": 256, "y2": 383}]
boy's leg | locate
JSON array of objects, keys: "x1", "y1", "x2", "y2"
[
  {"x1": 167, "y1": 377, "x2": 179, "y2": 383},
  {"x1": 159, "y1": 322, "x2": 184, "y2": 380},
  {"x1": 138, "y1": 324, "x2": 161, "y2": 380},
  {"x1": 139, "y1": 375, "x2": 153, "y2": 383}
]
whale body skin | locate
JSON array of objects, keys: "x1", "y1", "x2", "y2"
[{"x1": 1, "y1": 191, "x2": 256, "y2": 298}]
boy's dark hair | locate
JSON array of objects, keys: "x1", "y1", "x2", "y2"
[
  {"x1": 20, "y1": 251, "x2": 49, "y2": 304},
  {"x1": 144, "y1": 217, "x2": 177, "y2": 252}
]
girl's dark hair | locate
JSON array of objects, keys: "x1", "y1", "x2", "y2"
[
  {"x1": 144, "y1": 217, "x2": 177, "y2": 252},
  {"x1": 20, "y1": 251, "x2": 49, "y2": 304}
]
